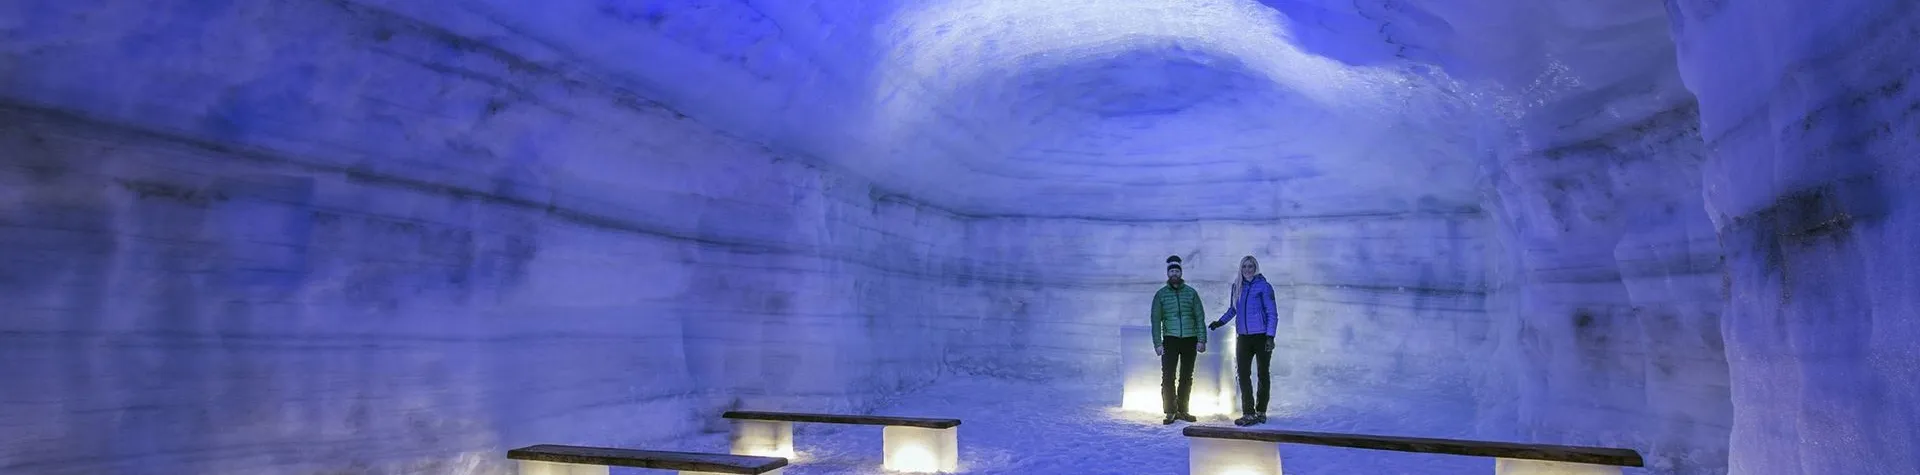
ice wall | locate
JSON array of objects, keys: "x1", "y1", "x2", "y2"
[
  {"x1": 1667, "y1": 1, "x2": 1920, "y2": 473},
  {"x1": 1477, "y1": 103, "x2": 1731, "y2": 473},
  {"x1": 0, "y1": 1, "x2": 971, "y2": 473},
  {"x1": 8, "y1": 0, "x2": 1913, "y2": 474},
  {"x1": 1281, "y1": 0, "x2": 1744, "y2": 471}
]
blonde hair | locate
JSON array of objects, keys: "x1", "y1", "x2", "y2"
[{"x1": 1230, "y1": 255, "x2": 1259, "y2": 307}]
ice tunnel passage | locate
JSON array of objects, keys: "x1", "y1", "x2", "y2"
[{"x1": 1, "y1": 0, "x2": 1916, "y2": 474}]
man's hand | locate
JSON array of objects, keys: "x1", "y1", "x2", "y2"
[
  {"x1": 1198, "y1": 342, "x2": 1207, "y2": 353},
  {"x1": 1208, "y1": 320, "x2": 1224, "y2": 330},
  {"x1": 1265, "y1": 339, "x2": 1275, "y2": 352},
  {"x1": 1155, "y1": 346, "x2": 1164, "y2": 357}
]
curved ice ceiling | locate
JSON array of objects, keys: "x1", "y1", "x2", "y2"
[
  {"x1": 440, "y1": 0, "x2": 1682, "y2": 220},
  {"x1": 862, "y1": 0, "x2": 1484, "y2": 220}
]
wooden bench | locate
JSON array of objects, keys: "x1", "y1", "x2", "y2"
[
  {"x1": 1182, "y1": 426, "x2": 1645, "y2": 475},
  {"x1": 506, "y1": 444, "x2": 788, "y2": 475},
  {"x1": 722, "y1": 410, "x2": 962, "y2": 473}
]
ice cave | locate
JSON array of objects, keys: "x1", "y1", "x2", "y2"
[{"x1": 1, "y1": 0, "x2": 1916, "y2": 474}]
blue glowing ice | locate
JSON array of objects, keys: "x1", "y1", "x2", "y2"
[{"x1": 2, "y1": 0, "x2": 1915, "y2": 474}]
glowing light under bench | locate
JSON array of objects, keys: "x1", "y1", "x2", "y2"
[
  {"x1": 516, "y1": 460, "x2": 611, "y2": 475},
  {"x1": 883, "y1": 426, "x2": 959, "y2": 473},
  {"x1": 1495, "y1": 459, "x2": 1623, "y2": 475},
  {"x1": 730, "y1": 423, "x2": 956, "y2": 473},
  {"x1": 1188, "y1": 436, "x2": 1284, "y2": 475},
  {"x1": 724, "y1": 411, "x2": 962, "y2": 473},
  {"x1": 730, "y1": 420, "x2": 797, "y2": 460}
]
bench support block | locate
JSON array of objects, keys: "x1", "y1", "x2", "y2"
[
  {"x1": 1495, "y1": 458, "x2": 1622, "y2": 475},
  {"x1": 883, "y1": 426, "x2": 959, "y2": 473},
  {"x1": 1188, "y1": 437, "x2": 1284, "y2": 475},
  {"x1": 730, "y1": 420, "x2": 795, "y2": 458},
  {"x1": 517, "y1": 460, "x2": 610, "y2": 475}
]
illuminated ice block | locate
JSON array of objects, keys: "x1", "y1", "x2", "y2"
[
  {"x1": 1188, "y1": 436, "x2": 1283, "y2": 475},
  {"x1": 1210, "y1": 330, "x2": 1239, "y2": 416},
  {"x1": 1494, "y1": 458, "x2": 1622, "y2": 475},
  {"x1": 729, "y1": 419, "x2": 796, "y2": 459},
  {"x1": 1122, "y1": 326, "x2": 1160, "y2": 412},
  {"x1": 1122, "y1": 326, "x2": 1231, "y2": 415},
  {"x1": 882, "y1": 425, "x2": 959, "y2": 473},
  {"x1": 516, "y1": 460, "x2": 609, "y2": 475}
]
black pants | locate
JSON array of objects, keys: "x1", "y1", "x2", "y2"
[
  {"x1": 1236, "y1": 334, "x2": 1274, "y2": 415},
  {"x1": 1160, "y1": 336, "x2": 1198, "y2": 415}
]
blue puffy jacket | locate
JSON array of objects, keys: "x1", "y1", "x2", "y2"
[{"x1": 1216, "y1": 274, "x2": 1279, "y2": 336}]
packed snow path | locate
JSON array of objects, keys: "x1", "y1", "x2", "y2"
[{"x1": 658, "y1": 378, "x2": 1489, "y2": 475}]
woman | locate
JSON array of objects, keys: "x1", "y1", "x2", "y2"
[{"x1": 1209, "y1": 255, "x2": 1278, "y2": 426}]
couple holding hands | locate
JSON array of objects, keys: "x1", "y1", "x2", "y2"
[{"x1": 1149, "y1": 254, "x2": 1282, "y2": 427}]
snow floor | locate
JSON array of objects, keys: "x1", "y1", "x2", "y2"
[{"x1": 629, "y1": 377, "x2": 1490, "y2": 474}]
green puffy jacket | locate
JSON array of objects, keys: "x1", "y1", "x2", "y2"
[{"x1": 1151, "y1": 284, "x2": 1206, "y2": 349}]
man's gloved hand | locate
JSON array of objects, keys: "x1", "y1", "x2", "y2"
[
  {"x1": 1265, "y1": 338, "x2": 1276, "y2": 352},
  {"x1": 1208, "y1": 320, "x2": 1225, "y2": 330},
  {"x1": 1155, "y1": 346, "x2": 1164, "y2": 357},
  {"x1": 1198, "y1": 342, "x2": 1207, "y2": 353}
]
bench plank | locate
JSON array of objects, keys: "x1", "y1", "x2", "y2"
[
  {"x1": 724, "y1": 411, "x2": 961, "y2": 429},
  {"x1": 1181, "y1": 426, "x2": 1644, "y2": 467},
  {"x1": 506, "y1": 445, "x2": 788, "y2": 474}
]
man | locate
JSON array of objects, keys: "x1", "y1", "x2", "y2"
[
  {"x1": 1151, "y1": 254, "x2": 1206, "y2": 425},
  {"x1": 1209, "y1": 255, "x2": 1278, "y2": 426}
]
